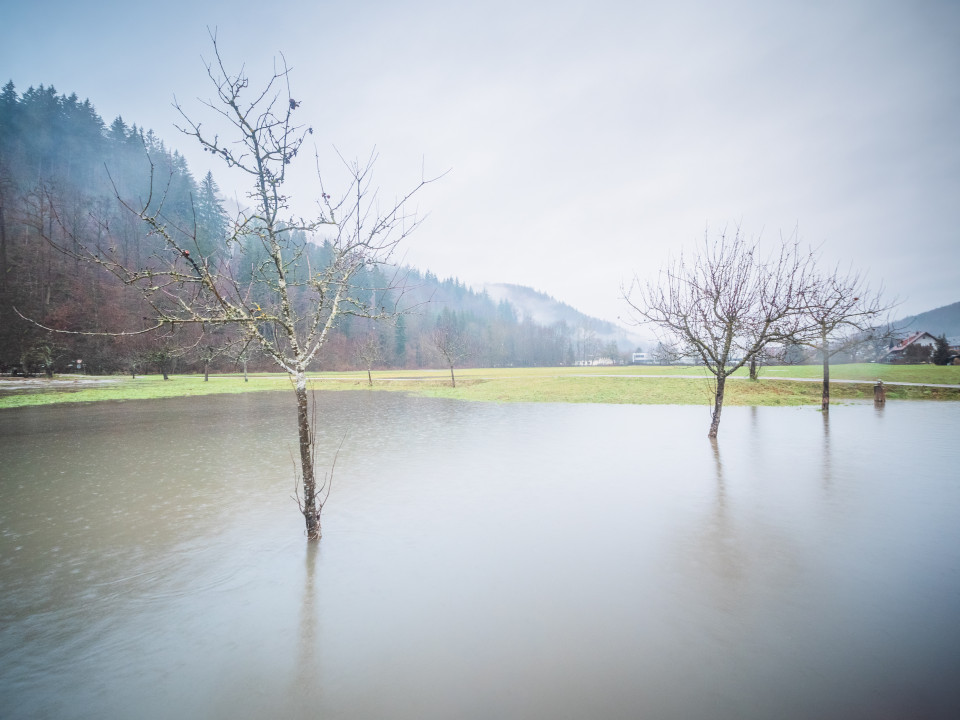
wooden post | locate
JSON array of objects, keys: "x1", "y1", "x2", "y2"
[{"x1": 873, "y1": 380, "x2": 886, "y2": 405}]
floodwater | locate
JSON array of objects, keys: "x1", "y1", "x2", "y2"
[{"x1": 1, "y1": 393, "x2": 958, "y2": 719}]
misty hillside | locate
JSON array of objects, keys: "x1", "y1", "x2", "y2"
[
  {"x1": 483, "y1": 283, "x2": 610, "y2": 327},
  {"x1": 0, "y1": 81, "x2": 639, "y2": 373},
  {"x1": 895, "y1": 301, "x2": 960, "y2": 340},
  {"x1": 483, "y1": 283, "x2": 643, "y2": 351}
]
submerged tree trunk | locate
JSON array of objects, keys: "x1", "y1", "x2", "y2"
[
  {"x1": 295, "y1": 371, "x2": 321, "y2": 540},
  {"x1": 821, "y1": 331, "x2": 830, "y2": 412},
  {"x1": 709, "y1": 374, "x2": 726, "y2": 438}
]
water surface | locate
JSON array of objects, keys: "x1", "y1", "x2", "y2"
[{"x1": 1, "y1": 394, "x2": 958, "y2": 719}]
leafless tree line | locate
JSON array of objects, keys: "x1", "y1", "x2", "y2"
[{"x1": 624, "y1": 225, "x2": 894, "y2": 438}]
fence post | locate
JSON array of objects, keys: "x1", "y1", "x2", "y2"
[{"x1": 873, "y1": 380, "x2": 886, "y2": 405}]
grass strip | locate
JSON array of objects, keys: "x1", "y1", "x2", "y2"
[
  {"x1": 0, "y1": 375, "x2": 291, "y2": 408},
  {"x1": 2, "y1": 365, "x2": 958, "y2": 409}
]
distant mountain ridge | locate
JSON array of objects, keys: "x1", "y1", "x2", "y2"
[{"x1": 895, "y1": 301, "x2": 960, "y2": 341}]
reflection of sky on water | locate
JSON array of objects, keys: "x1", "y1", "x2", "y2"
[{"x1": 1, "y1": 395, "x2": 958, "y2": 719}]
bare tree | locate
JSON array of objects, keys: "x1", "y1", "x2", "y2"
[
  {"x1": 794, "y1": 264, "x2": 894, "y2": 410},
  {"x1": 354, "y1": 331, "x2": 383, "y2": 386},
  {"x1": 233, "y1": 339, "x2": 261, "y2": 382},
  {"x1": 574, "y1": 323, "x2": 599, "y2": 364},
  {"x1": 146, "y1": 325, "x2": 192, "y2": 380},
  {"x1": 652, "y1": 340, "x2": 680, "y2": 366},
  {"x1": 21, "y1": 37, "x2": 438, "y2": 540},
  {"x1": 432, "y1": 325, "x2": 466, "y2": 387},
  {"x1": 745, "y1": 342, "x2": 793, "y2": 379},
  {"x1": 194, "y1": 325, "x2": 241, "y2": 381},
  {"x1": 624, "y1": 226, "x2": 814, "y2": 438}
]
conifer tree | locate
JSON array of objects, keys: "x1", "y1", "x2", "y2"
[{"x1": 932, "y1": 334, "x2": 951, "y2": 365}]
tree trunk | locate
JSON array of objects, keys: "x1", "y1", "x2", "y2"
[
  {"x1": 749, "y1": 355, "x2": 758, "y2": 380},
  {"x1": 821, "y1": 331, "x2": 830, "y2": 412},
  {"x1": 242, "y1": 359, "x2": 248, "y2": 382},
  {"x1": 366, "y1": 368, "x2": 372, "y2": 386},
  {"x1": 295, "y1": 371, "x2": 321, "y2": 540},
  {"x1": 449, "y1": 363, "x2": 456, "y2": 388},
  {"x1": 204, "y1": 360, "x2": 210, "y2": 382},
  {"x1": 708, "y1": 374, "x2": 726, "y2": 438}
]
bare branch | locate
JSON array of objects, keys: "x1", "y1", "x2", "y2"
[{"x1": 14, "y1": 307, "x2": 166, "y2": 337}]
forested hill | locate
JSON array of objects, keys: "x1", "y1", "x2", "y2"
[
  {"x1": 895, "y1": 301, "x2": 960, "y2": 341},
  {"x1": 0, "y1": 81, "x2": 231, "y2": 375},
  {"x1": 0, "y1": 81, "x2": 628, "y2": 375}
]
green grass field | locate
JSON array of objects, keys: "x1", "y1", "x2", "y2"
[{"x1": 2, "y1": 364, "x2": 958, "y2": 409}]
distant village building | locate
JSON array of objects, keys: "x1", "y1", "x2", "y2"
[
  {"x1": 631, "y1": 352, "x2": 653, "y2": 364},
  {"x1": 881, "y1": 331, "x2": 939, "y2": 363},
  {"x1": 574, "y1": 357, "x2": 616, "y2": 367}
]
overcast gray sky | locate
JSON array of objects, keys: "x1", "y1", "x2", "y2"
[{"x1": 5, "y1": 0, "x2": 958, "y2": 324}]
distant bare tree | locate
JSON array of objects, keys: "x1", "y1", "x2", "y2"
[
  {"x1": 574, "y1": 323, "x2": 599, "y2": 364},
  {"x1": 902, "y1": 342, "x2": 933, "y2": 364},
  {"x1": 652, "y1": 340, "x2": 680, "y2": 365},
  {"x1": 147, "y1": 325, "x2": 192, "y2": 380},
  {"x1": 194, "y1": 326, "x2": 241, "y2": 381},
  {"x1": 624, "y1": 226, "x2": 814, "y2": 438},
  {"x1": 354, "y1": 331, "x2": 383, "y2": 386},
  {"x1": 233, "y1": 340, "x2": 259, "y2": 382},
  {"x1": 745, "y1": 342, "x2": 792, "y2": 379},
  {"x1": 794, "y1": 264, "x2": 894, "y2": 410},
  {"x1": 433, "y1": 325, "x2": 467, "y2": 387}
]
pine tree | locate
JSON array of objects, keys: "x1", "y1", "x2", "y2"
[
  {"x1": 107, "y1": 116, "x2": 128, "y2": 142},
  {"x1": 194, "y1": 171, "x2": 228, "y2": 258},
  {"x1": 394, "y1": 313, "x2": 407, "y2": 365},
  {"x1": 0, "y1": 81, "x2": 18, "y2": 149},
  {"x1": 932, "y1": 334, "x2": 951, "y2": 365}
]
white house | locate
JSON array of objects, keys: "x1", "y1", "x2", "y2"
[{"x1": 881, "y1": 331, "x2": 939, "y2": 363}]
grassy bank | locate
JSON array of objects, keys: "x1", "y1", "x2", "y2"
[
  {"x1": 397, "y1": 375, "x2": 960, "y2": 404},
  {"x1": 741, "y1": 363, "x2": 960, "y2": 384},
  {"x1": 0, "y1": 375, "x2": 292, "y2": 408},
  {"x1": 2, "y1": 364, "x2": 959, "y2": 409}
]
